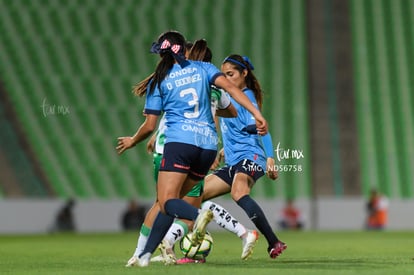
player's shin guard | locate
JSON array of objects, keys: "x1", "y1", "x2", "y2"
[
  {"x1": 236, "y1": 195, "x2": 278, "y2": 246},
  {"x1": 135, "y1": 224, "x2": 151, "y2": 257},
  {"x1": 164, "y1": 198, "x2": 198, "y2": 220},
  {"x1": 202, "y1": 200, "x2": 247, "y2": 237},
  {"x1": 164, "y1": 219, "x2": 188, "y2": 245}
]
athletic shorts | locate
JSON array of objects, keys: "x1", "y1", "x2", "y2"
[
  {"x1": 153, "y1": 152, "x2": 204, "y2": 197},
  {"x1": 159, "y1": 142, "x2": 217, "y2": 181},
  {"x1": 213, "y1": 159, "x2": 265, "y2": 186},
  {"x1": 186, "y1": 179, "x2": 204, "y2": 197}
]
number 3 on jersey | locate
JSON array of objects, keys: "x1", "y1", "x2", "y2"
[{"x1": 180, "y1": 88, "x2": 199, "y2": 118}]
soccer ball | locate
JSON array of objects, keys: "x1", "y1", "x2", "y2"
[{"x1": 179, "y1": 231, "x2": 213, "y2": 259}]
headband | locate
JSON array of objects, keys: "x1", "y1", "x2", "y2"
[
  {"x1": 150, "y1": 39, "x2": 187, "y2": 66},
  {"x1": 242, "y1": 56, "x2": 255, "y2": 70},
  {"x1": 223, "y1": 56, "x2": 255, "y2": 71}
]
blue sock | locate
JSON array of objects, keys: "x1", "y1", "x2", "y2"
[
  {"x1": 139, "y1": 211, "x2": 174, "y2": 257},
  {"x1": 236, "y1": 195, "x2": 278, "y2": 247},
  {"x1": 164, "y1": 198, "x2": 199, "y2": 220}
]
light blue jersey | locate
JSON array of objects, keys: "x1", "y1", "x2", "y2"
[
  {"x1": 220, "y1": 88, "x2": 267, "y2": 169},
  {"x1": 144, "y1": 61, "x2": 222, "y2": 150},
  {"x1": 154, "y1": 87, "x2": 230, "y2": 154}
]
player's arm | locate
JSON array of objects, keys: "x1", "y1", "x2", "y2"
[
  {"x1": 214, "y1": 75, "x2": 267, "y2": 135},
  {"x1": 260, "y1": 133, "x2": 278, "y2": 180},
  {"x1": 248, "y1": 124, "x2": 277, "y2": 180},
  {"x1": 215, "y1": 89, "x2": 237, "y2": 117},
  {"x1": 210, "y1": 148, "x2": 225, "y2": 171},
  {"x1": 146, "y1": 131, "x2": 157, "y2": 154},
  {"x1": 116, "y1": 114, "x2": 158, "y2": 155},
  {"x1": 216, "y1": 104, "x2": 237, "y2": 118}
]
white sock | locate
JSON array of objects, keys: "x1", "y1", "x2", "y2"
[
  {"x1": 164, "y1": 219, "x2": 188, "y2": 245},
  {"x1": 134, "y1": 225, "x2": 150, "y2": 257},
  {"x1": 140, "y1": 252, "x2": 151, "y2": 262},
  {"x1": 202, "y1": 200, "x2": 247, "y2": 238}
]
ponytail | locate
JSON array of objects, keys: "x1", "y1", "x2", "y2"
[
  {"x1": 187, "y1": 39, "x2": 212, "y2": 62},
  {"x1": 132, "y1": 73, "x2": 153, "y2": 97},
  {"x1": 149, "y1": 54, "x2": 175, "y2": 93}
]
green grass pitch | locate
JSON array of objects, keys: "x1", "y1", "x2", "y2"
[{"x1": 1, "y1": 231, "x2": 413, "y2": 275}]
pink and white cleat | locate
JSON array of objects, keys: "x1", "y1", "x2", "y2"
[
  {"x1": 241, "y1": 230, "x2": 259, "y2": 260},
  {"x1": 269, "y1": 241, "x2": 287, "y2": 259},
  {"x1": 176, "y1": 257, "x2": 206, "y2": 264}
]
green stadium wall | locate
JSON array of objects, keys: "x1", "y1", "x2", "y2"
[
  {"x1": 351, "y1": 0, "x2": 414, "y2": 198},
  {"x1": 0, "y1": 0, "x2": 310, "y2": 199},
  {"x1": 1, "y1": 0, "x2": 412, "y2": 200}
]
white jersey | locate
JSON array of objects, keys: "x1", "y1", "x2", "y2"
[
  {"x1": 210, "y1": 86, "x2": 231, "y2": 117},
  {"x1": 154, "y1": 115, "x2": 167, "y2": 154}
]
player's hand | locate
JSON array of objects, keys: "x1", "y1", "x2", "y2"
[
  {"x1": 266, "y1": 157, "x2": 278, "y2": 180},
  {"x1": 116, "y1": 136, "x2": 135, "y2": 155},
  {"x1": 255, "y1": 115, "x2": 268, "y2": 135},
  {"x1": 146, "y1": 134, "x2": 156, "y2": 154},
  {"x1": 210, "y1": 148, "x2": 225, "y2": 170}
]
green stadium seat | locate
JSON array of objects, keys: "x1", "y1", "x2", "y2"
[
  {"x1": 78, "y1": 79, "x2": 97, "y2": 106},
  {"x1": 0, "y1": 0, "x2": 313, "y2": 200}
]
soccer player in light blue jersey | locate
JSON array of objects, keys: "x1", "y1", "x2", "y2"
[
  {"x1": 116, "y1": 31, "x2": 268, "y2": 267},
  {"x1": 202, "y1": 54, "x2": 287, "y2": 260},
  {"x1": 126, "y1": 40, "x2": 254, "y2": 266}
]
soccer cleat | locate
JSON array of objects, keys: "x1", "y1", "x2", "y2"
[
  {"x1": 125, "y1": 255, "x2": 139, "y2": 267},
  {"x1": 125, "y1": 253, "x2": 151, "y2": 267},
  {"x1": 158, "y1": 239, "x2": 176, "y2": 265},
  {"x1": 269, "y1": 241, "x2": 287, "y2": 259},
  {"x1": 150, "y1": 254, "x2": 165, "y2": 262},
  {"x1": 137, "y1": 252, "x2": 151, "y2": 267},
  {"x1": 176, "y1": 257, "x2": 206, "y2": 264},
  {"x1": 241, "y1": 230, "x2": 259, "y2": 260},
  {"x1": 191, "y1": 209, "x2": 214, "y2": 246}
]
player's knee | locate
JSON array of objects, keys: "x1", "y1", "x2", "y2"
[
  {"x1": 231, "y1": 191, "x2": 248, "y2": 202},
  {"x1": 158, "y1": 197, "x2": 172, "y2": 214}
]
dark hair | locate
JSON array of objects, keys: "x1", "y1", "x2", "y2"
[
  {"x1": 132, "y1": 73, "x2": 153, "y2": 97},
  {"x1": 222, "y1": 54, "x2": 263, "y2": 110},
  {"x1": 133, "y1": 38, "x2": 210, "y2": 97},
  {"x1": 185, "y1": 41, "x2": 194, "y2": 51},
  {"x1": 187, "y1": 39, "x2": 212, "y2": 62},
  {"x1": 149, "y1": 31, "x2": 186, "y2": 93}
]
